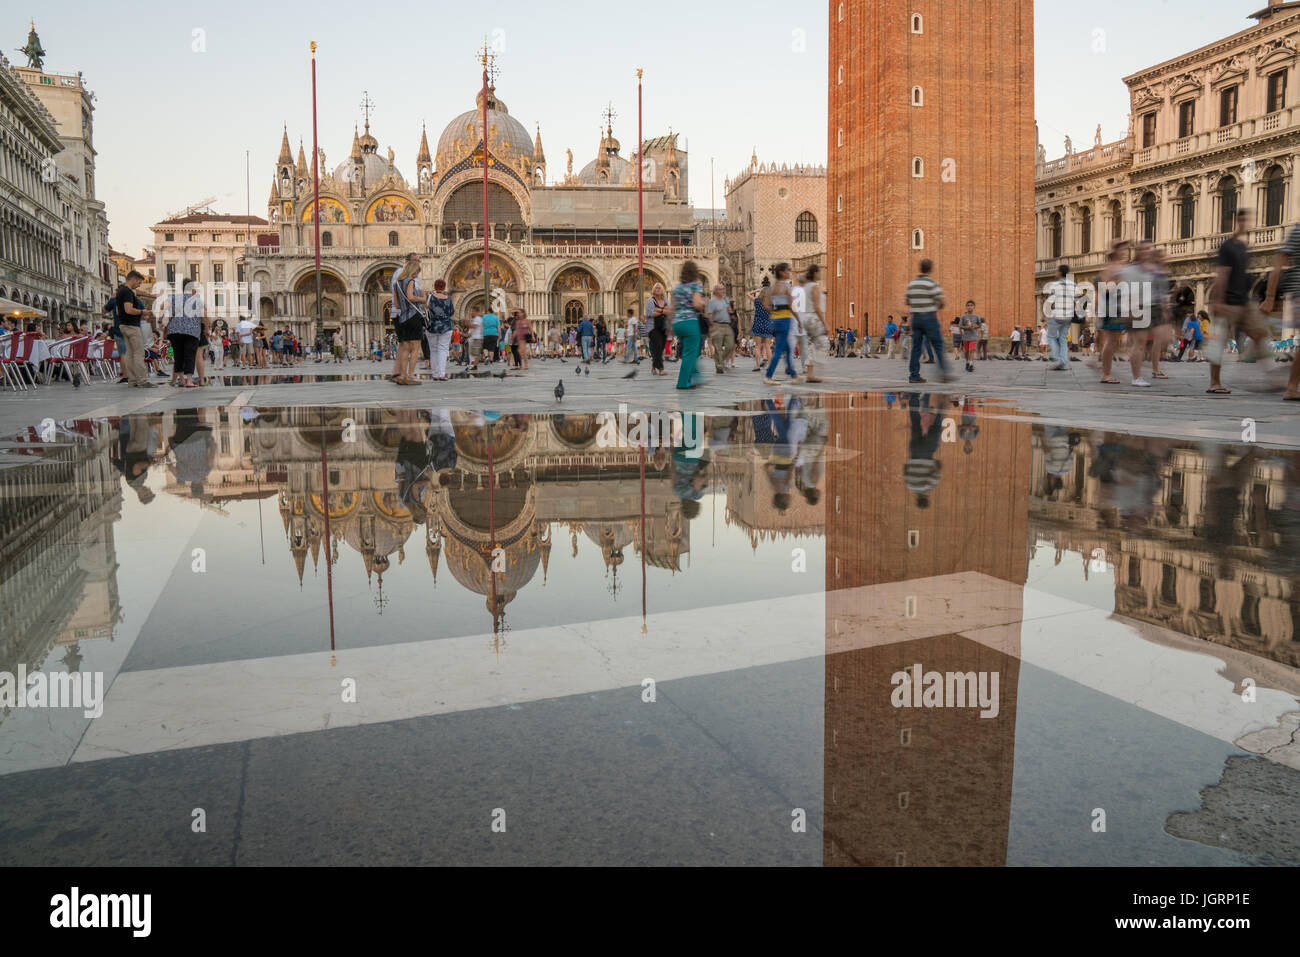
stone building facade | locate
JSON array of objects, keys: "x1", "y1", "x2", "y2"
[
  {"x1": 15, "y1": 55, "x2": 111, "y2": 327},
  {"x1": 722, "y1": 154, "x2": 825, "y2": 326},
  {"x1": 1036, "y1": 0, "x2": 1300, "y2": 315},
  {"x1": 242, "y1": 76, "x2": 718, "y2": 348},
  {"x1": 827, "y1": 0, "x2": 1036, "y2": 338},
  {"x1": 0, "y1": 49, "x2": 65, "y2": 331},
  {"x1": 147, "y1": 211, "x2": 268, "y2": 331}
]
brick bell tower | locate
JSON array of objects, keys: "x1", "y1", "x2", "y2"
[{"x1": 827, "y1": 0, "x2": 1035, "y2": 338}]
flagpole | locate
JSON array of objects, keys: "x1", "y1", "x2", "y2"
[
  {"x1": 311, "y1": 41, "x2": 322, "y2": 342},
  {"x1": 482, "y1": 51, "x2": 490, "y2": 324},
  {"x1": 636, "y1": 69, "x2": 644, "y2": 336}
]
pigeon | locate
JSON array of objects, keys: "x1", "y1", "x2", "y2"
[
  {"x1": 495, "y1": 369, "x2": 508, "y2": 380},
  {"x1": 575, "y1": 366, "x2": 582, "y2": 376},
  {"x1": 554, "y1": 379, "x2": 565, "y2": 402},
  {"x1": 583, "y1": 366, "x2": 590, "y2": 376},
  {"x1": 452, "y1": 369, "x2": 470, "y2": 379},
  {"x1": 559, "y1": 358, "x2": 567, "y2": 364},
  {"x1": 623, "y1": 367, "x2": 638, "y2": 380}
]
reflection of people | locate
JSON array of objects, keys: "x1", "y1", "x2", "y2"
[
  {"x1": 671, "y1": 413, "x2": 709, "y2": 520},
  {"x1": 114, "y1": 413, "x2": 164, "y2": 504},
  {"x1": 904, "y1": 392, "x2": 943, "y2": 508}
]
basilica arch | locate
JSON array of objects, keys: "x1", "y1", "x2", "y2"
[{"x1": 293, "y1": 269, "x2": 347, "y2": 321}]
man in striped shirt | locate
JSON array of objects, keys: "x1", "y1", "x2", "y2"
[{"x1": 904, "y1": 259, "x2": 951, "y2": 383}]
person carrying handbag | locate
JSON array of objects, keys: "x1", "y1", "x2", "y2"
[{"x1": 390, "y1": 261, "x2": 426, "y2": 384}]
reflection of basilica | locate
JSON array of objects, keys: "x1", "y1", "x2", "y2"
[
  {"x1": 0, "y1": 421, "x2": 122, "y2": 718},
  {"x1": 245, "y1": 67, "x2": 722, "y2": 346},
  {"x1": 243, "y1": 409, "x2": 693, "y2": 628}
]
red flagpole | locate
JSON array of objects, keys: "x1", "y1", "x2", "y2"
[
  {"x1": 482, "y1": 53, "x2": 490, "y2": 317},
  {"x1": 636, "y1": 69, "x2": 644, "y2": 321},
  {"x1": 311, "y1": 42, "x2": 322, "y2": 337}
]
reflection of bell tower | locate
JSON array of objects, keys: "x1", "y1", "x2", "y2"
[{"x1": 824, "y1": 393, "x2": 1030, "y2": 866}]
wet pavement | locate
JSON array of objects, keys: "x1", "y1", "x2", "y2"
[{"x1": 0, "y1": 385, "x2": 1298, "y2": 865}]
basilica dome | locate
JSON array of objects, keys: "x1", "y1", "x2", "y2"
[
  {"x1": 436, "y1": 87, "x2": 533, "y2": 175},
  {"x1": 333, "y1": 120, "x2": 403, "y2": 187},
  {"x1": 577, "y1": 130, "x2": 632, "y2": 186}
]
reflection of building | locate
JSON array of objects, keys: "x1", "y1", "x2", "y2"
[
  {"x1": 243, "y1": 410, "x2": 693, "y2": 627},
  {"x1": 1029, "y1": 428, "x2": 1300, "y2": 671},
  {"x1": 828, "y1": 1, "x2": 1034, "y2": 339},
  {"x1": 1036, "y1": 1, "x2": 1300, "y2": 314},
  {"x1": 0, "y1": 420, "x2": 122, "y2": 717},
  {"x1": 722, "y1": 154, "x2": 825, "y2": 329},
  {"x1": 243, "y1": 71, "x2": 719, "y2": 348},
  {"x1": 823, "y1": 393, "x2": 1030, "y2": 865}
]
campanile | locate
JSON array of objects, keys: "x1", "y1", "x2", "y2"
[{"x1": 827, "y1": 1, "x2": 1035, "y2": 337}]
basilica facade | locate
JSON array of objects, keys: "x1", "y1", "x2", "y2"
[{"x1": 243, "y1": 80, "x2": 719, "y2": 346}]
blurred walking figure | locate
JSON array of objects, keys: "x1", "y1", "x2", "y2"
[
  {"x1": 645, "y1": 282, "x2": 670, "y2": 375},
  {"x1": 904, "y1": 258, "x2": 950, "y2": 383},
  {"x1": 673, "y1": 260, "x2": 708, "y2": 390},
  {"x1": 1263, "y1": 221, "x2": 1300, "y2": 400},
  {"x1": 1208, "y1": 209, "x2": 1274, "y2": 395},
  {"x1": 1044, "y1": 265, "x2": 1080, "y2": 371},
  {"x1": 1097, "y1": 240, "x2": 1131, "y2": 385},
  {"x1": 764, "y1": 263, "x2": 804, "y2": 385},
  {"x1": 798, "y1": 264, "x2": 829, "y2": 383}
]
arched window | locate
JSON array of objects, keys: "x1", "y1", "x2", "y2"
[
  {"x1": 1049, "y1": 211, "x2": 1063, "y2": 258},
  {"x1": 836, "y1": 257, "x2": 843, "y2": 277},
  {"x1": 912, "y1": 156, "x2": 924, "y2": 178},
  {"x1": 321, "y1": 231, "x2": 332, "y2": 247},
  {"x1": 1110, "y1": 199, "x2": 1123, "y2": 240},
  {"x1": 837, "y1": 128, "x2": 843, "y2": 146},
  {"x1": 911, "y1": 86, "x2": 924, "y2": 107},
  {"x1": 1080, "y1": 205, "x2": 1092, "y2": 253},
  {"x1": 836, "y1": 194, "x2": 843, "y2": 212},
  {"x1": 837, "y1": 65, "x2": 844, "y2": 84},
  {"x1": 911, "y1": 13, "x2": 923, "y2": 33},
  {"x1": 1177, "y1": 184, "x2": 1196, "y2": 239},
  {"x1": 795, "y1": 211, "x2": 818, "y2": 243},
  {"x1": 837, "y1": 2, "x2": 844, "y2": 22},
  {"x1": 387, "y1": 230, "x2": 399, "y2": 247},
  {"x1": 1140, "y1": 192, "x2": 1158, "y2": 242},
  {"x1": 1265, "y1": 165, "x2": 1286, "y2": 226},
  {"x1": 1217, "y1": 176, "x2": 1238, "y2": 233},
  {"x1": 911, "y1": 228, "x2": 924, "y2": 250}
]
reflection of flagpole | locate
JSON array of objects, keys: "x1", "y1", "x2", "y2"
[
  {"x1": 640, "y1": 442, "x2": 647, "y2": 634},
  {"x1": 256, "y1": 468, "x2": 265, "y2": 565},
  {"x1": 487, "y1": 419, "x2": 501, "y2": 650},
  {"x1": 320, "y1": 412, "x2": 337, "y2": 664}
]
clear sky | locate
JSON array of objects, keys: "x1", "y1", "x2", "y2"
[{"x1": 13, "y1": 0, "x2": 1272, "y2": 255}]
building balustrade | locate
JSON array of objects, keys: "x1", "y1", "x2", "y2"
[
  {"x1": 1132, "y1": 107, "x2": 1299, "y2": 168},
  {"x1": 1035, "y1": 226, "x2": 1284, "y2": 274},
  {"x1": 244, "y1": 242, "x2": 717, "y2": 261}
]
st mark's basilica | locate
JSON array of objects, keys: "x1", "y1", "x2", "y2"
[{"x1": 243, "y1": 73, "x2": 721, "y2": 346}]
